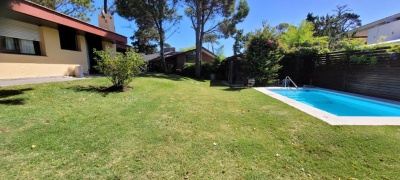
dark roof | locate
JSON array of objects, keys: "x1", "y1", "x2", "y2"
[
  {"x1": 143, "y1": 47, "x2": 216, "y2": 61},
  {"x1": 175, "y1": 47, "x2": 216, "y2": 57},
  {"x1": 142, "y1": 51, "x2": 175, "y2": 61},
  {"x1": 224, "y1": 53, "x2": 245, "y2": 61}
]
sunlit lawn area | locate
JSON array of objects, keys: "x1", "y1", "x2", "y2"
[{"x1": 0, "y1": 73, "x2": 399, "y2": 179}]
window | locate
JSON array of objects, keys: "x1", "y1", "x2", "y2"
[
  {"x1": 0, "y1": 18, "x2": 41, "y2": 55},
  {"x1": 58, "y1": 25, "x2": 78, "y2": 51},
  {"x1": 185, "y1": 51, "x2": 196, "y2": 62},
  {"x1": 0, "y1": 36, "x2": 41, "y2": 55}
]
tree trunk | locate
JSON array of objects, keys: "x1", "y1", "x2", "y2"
[
  {"x1": 159, "y1": 24, "x2": 167, "y2": 73},
  {"x1": 194, "y1": 1, "x2": 202, "y2": 79},
  {"x1": 160, "y1": 41, "x2": 167, "y2": 73},
  {"x1": 195, "y1": 34, "x2": 202, "y2": 78},
  {"x1": 104, "y1": 0, "x2": 107, "y2": 13}
]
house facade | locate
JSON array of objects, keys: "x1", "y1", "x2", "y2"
[
  {"x1": 144, "y1": 47, "x2": 216, "y2": 73},
  {"x1": 171, "y1": 48, "x2": 215, "y2": 72},
  {"x1": 352, "y1": 13, "x2": 400, "y2": 44},
  {"x1": 0, "y1": 0, "x2": 129, "y2": 79}
]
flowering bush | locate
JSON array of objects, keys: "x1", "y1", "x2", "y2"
[{"x1": 245, "y1": 25, "x2": 283, "y2": 85}]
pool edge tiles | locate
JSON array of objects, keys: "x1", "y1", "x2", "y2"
[{"x1": 254, "y1": 87, "x2": 400, "y2": 126}]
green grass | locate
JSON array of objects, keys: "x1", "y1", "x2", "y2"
[{"x1": 0, "y1": 73, "x2": 399, "y2": 179}]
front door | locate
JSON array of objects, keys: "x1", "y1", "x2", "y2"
[{"x1": 85, "y1": 33, "x2": 103, "y2": 74}]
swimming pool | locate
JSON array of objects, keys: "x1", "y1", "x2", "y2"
[
  {"x1": 268, "y1": 89, "x2": 400, "y2": 116},
  {"x1": 254, "y1": 87, "x2": 400, "y2": 125}
]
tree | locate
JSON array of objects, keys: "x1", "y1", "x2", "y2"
[
  {"x1": 0, "y1": 0, "x2": 14, "y2": 17},
  {"x1": 179, "y1": 46, "x2": 196, "y2": 52},
  {"x1": 116, "y1": 0, "x2": 181, "y2": 73},
  {"x1": 245, "y1": 24, "x2": 283, "y2": 84},
  {"x1": 232, "y1": 29, "x2": 249, "y2": 55},
  {"x1": 275, "y1": 23, "x2": 289, "y2": 34},
  {"x1": 280, "y1": 20, "x2": 316, "y2": 52},
  {"x1": 29, "y1": 0, "x2": 94, "y2": 22},
  {"x1": 184, "y1": 0, "x2": 249, "y2": 78},
  {"x1": 164, "y1": 43, "x2": 172, "y2": 48},
  {"x1": 203, "y1": 33, "x2": 219, "y2": 54},
  {"x1": 279, "y1": 20, "x2": 328, "y2": 83},
  {"x1": 130, "y1": 26, "x2": 158, "y2": 54},
  {"x1": 93, "y1": 48, "x2": 146, "y2": 91},
  {"x1": 306, "y1": 5, "x2": 361, "y2": 50},
  {"x1": 102, "y1": 0, "x2": 117, "y2": 15}
]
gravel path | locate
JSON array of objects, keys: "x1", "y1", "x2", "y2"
[{"x1": 0, "y1": 76, "x2": 83, "y2": 87}]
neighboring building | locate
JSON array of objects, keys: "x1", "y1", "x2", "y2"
[
  {"x1": 352, "y1": 13, "x2": 400, "y2": 44},
  {"x1": 0, "y1": 0, "x2": 129, "y2": 79},
  {"x1": 221, "y1": 54, "x2": 246, "y2": 85},
  {"x1": 143, "y1": 47, "x2": 216, "y2": 73}
]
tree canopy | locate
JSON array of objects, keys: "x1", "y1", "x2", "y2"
[
  {"x1": 179, "y1": 46, "x2": 196, "y2": 52},
  {"x1": 203, "y1": 33, "x2": 220, "y2": 54},
  {"x1": 130, "y1": 26, "x2": 158, "y2": 55},
  {"x1": 279, "y1": 20, "x2": 329, "y2": 54},
  {"x1": 116, "y1": 0, "x2": 181, "y2": 73},
  {"x1": 232, "y1": 29, "x2": 249, "y2": 55},
  {"x1": 30, "y1": 0, "x2": 94, "y2": 22},
  {"x1": 184, "y1": 0, "x2": 249, "y2": 78},
  {"x1": 306, "y1": 5, "x2": 361, "y2": 50}
]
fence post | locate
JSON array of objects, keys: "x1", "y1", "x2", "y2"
[
  {"x1": 344, "y1": 51, "x2": 350, "y2": 91},
  {"x1": 325, "y1": 53, "x2": 330, "y2": 66}
]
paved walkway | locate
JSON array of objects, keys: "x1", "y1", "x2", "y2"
[{"x1": 0, "y1": 76, "x2": 83, "y2": 87}]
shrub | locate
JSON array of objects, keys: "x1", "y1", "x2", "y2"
[
  {"x1": 245, "y1": 24, "x2": 283, "y2": 85},
  {"x1": 211, "y1": 56, "x2": 222, "y2": 72},
  {"x1": 94, "y1": 48, "x2": 146, "y2": 89},
  {"x1": 180, "y1": 62, "x2": 217, "y2": 79},
  {"x1": 201, "y1": 62, "x2": 212, "y2": 78},
  {"x1": 180, "y1": 63, "x2": 196, "y2": 78}
]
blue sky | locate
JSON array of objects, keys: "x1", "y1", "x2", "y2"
[{"x1": 89, "y1": 0, "x2": 400, "y2": 57}]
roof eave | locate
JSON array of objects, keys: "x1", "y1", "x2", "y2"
[{"x1": 10, "y1": 0, "x2": 127, "y2": 44}]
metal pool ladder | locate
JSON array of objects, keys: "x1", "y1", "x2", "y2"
[{"x1": 283, "y1": 76, "x2": 298, "y2": 90}]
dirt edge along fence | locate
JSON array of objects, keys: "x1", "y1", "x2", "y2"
[{"x1": 312, "y1": 47, "x2": 400, "y2": 101}]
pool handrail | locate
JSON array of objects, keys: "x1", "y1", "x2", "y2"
[{"x1": 284, "y1": 76, "x2": 298, "y2": 90}]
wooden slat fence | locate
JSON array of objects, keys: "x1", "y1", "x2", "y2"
[{"x1": 313, "y1": 47, "x2": 400, "y2": 101}]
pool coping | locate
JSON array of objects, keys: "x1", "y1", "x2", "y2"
[{"x1": 254, "y1": 87, "x2": 400, "y2": 126}]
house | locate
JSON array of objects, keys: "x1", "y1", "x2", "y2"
[
  {"x1": 0, "y1": 0, "x2": 129, "y2": 79},
  {"x1": 351, "y1": 13, "x2": 400, "y2": 44},
  {"x1": 143, "y1": 47, "x2": 216, "y2": 73}
]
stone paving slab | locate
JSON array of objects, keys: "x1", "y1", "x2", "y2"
[{"x1": 0, "y1": 76, "x2": 83, "y2": 87}]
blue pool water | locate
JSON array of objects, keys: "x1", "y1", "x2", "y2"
[{"x1": 269, "y1": 89, "x2": 400, "y2": 116}]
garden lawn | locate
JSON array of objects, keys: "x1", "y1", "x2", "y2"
[{"x1": 0, "y1": 73, "x2": 399, "y2": 179}]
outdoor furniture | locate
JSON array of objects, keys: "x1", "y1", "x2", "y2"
[
  {"x1": 247, "y1": 78, "x2": 255, "y2": 87},
  {"x1": 273, "y1": 79, "x2": 281, "y2": 86}
]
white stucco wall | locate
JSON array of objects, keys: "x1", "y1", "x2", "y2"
[{"x1": 367, "y1": 20, "x2": 400, "y2": 44}]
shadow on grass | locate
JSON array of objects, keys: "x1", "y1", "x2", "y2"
[
  {"x1": 209, "y1": 80, "x2": 226, "y2": 87},
  {"x1": 66, "y1": 85, "x2": 130, "y2": 97},
  {"x1": 0, "y1": 98, "x2": 26, "y2": 105},
  {"x1": 0, "y1": 88, "x2": 33, "y2": 105},
  {"x1": 67, "y1": 86, "x2": 115, "y2": 97},
  {"x1": 140, "y1": 73, "x2": 206, "y2": 82},
  {"x1": 222, "y1": 87, "x2": 247, "y2": 92}
]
